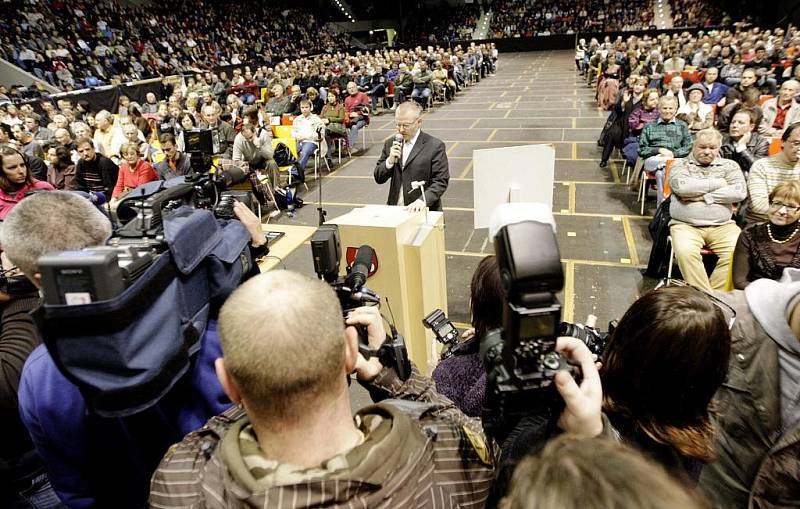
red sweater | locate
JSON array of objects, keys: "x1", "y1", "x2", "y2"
[{"x1": 113, "y1": 159, "x2": 158, "y2": 198}]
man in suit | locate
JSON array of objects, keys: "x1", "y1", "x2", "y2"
[{"x1": 374, "y1": 102, "x2": 449, "y2": 212}]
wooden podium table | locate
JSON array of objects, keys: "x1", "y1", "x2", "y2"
[
  {"x1": 328, "y1": 205, "x2": 448, "y2": 373},
  {"x1": 257, "y1": 223, "x2": 316, "y2": 272}
]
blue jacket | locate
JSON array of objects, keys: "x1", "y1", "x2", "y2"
[
  {"x1": 701, "y1": 81, "x2": 729, "y2": 105},
  {"x1": 18, "y1": 319, "x2": 231, "y2": 508}
]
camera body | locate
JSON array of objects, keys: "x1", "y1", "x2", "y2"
[
  {"x1": 422, "y1": 308, "x2": 459, "y2": 359},
  {"x1": 480, "y1": 219, "x2": 577, "y2": 439}
]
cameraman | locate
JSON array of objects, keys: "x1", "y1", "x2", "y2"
[
  {"x1": 151, "y1": 270, "x2": 605, "y2": 506},
  {"x1": 1, "y1": 191, "x2": 269, "y2": 508},
  {"x1": 0, "y1": 259, "x2": 63, "y2": 508}
]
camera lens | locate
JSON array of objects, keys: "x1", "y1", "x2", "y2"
[{"x1": 542, "y1": 352, "x2": 561, "y2": 370}]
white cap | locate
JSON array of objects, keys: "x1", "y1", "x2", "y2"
[{"x1": 489, "y1": 203, "x2": 556, "y2": 240}]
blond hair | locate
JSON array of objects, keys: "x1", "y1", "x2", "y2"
[{"x1": 218, "y1": 271, "x2": 347, "y2": 420}]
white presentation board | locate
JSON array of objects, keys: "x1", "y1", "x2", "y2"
[{"x1": 472, "y1": 144, "x2": 556, "y2": 229}]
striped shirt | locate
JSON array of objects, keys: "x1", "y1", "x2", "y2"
[
  {"x1": 746, "y1": 153, "x2": 800, "y2": 223},
  {"x1": 149, "y1": 364, "x2": 498, "y2": 508}
]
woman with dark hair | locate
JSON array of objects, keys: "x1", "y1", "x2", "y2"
[
  {"x1": 431, "y1": 255, "x2": 504, "y2": 417},
  {"x1": 46, "y1": 145, "x2": 77, "y2": 190},
  {"x1": 0, "y1": 145, "x2": 54, "y2": 219},
  {"x1": 176, "y1": 112, "x2": 196, "y2": 153},
  {"x1": 733, "y1": 180, "x2": 800, "y2": 289},
  {"x1": 600, "y1": 285, "x2": 731, "y2": 482}
]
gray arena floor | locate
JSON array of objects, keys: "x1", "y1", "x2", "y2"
[{"x1": 273, "y1": 50, "x2": 660, "y2": 332}]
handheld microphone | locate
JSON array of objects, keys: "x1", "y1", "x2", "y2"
[
  {"x1": 346, "y1": 245, "x2": 375, "y2": 290},
  {"x1": 392, "y1": 133, "x2": 404, "y2": 167}
]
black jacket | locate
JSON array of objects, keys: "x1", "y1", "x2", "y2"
[
  {"x1": 374, "y1": 131, "x2": 450, "y2": 211},
  {"x1": 75, "y1": 153, "x2": 119, "y2": 197}
]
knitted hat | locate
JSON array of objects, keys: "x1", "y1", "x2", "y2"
[{"x1": 686, "y1": 83, "x2": 706, "y2": 98}]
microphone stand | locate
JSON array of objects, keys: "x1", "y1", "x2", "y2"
[{"x1": 316, "y1": 126, "x2": 327, "y2": 226}]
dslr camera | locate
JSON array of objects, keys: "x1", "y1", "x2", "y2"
[{"x1": 481, "y1": 214, "x2": 611, "y2": 441}]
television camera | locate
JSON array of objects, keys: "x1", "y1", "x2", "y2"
[{"x1": 310, "y1": 224, "x2": 411, "y2": 380}]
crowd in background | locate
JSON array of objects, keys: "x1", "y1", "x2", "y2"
[
  {"x1": 1, "y1": 0, "x2": 352, "y2": 91},
  {"x1": 490, "y1": 0, "x2": 655, "y2": 37}
]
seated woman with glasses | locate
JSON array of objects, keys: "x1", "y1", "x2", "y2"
[{"x1": 733, "y1": 181, "x2": 800, "y2": 289}]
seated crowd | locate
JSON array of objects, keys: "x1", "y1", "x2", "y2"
[
  {"x1": 0, "y1": 43, "x2": 496, "y2": 198},
  {"x1": 1, "y1": 0, "x2": 352, "y2": 90},
  {"x1": 491, "y1": 0, "x2": 654, "y2": 38},
  {"x1": 402, "y1": 3, "x2": 483, "y2": 46},
  {"x1": 593, "y1": 25, "x2": 800, "y2": 294}
]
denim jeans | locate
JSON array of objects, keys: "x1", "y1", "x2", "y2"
[
  {"x1": 296, "y1": 140, "x2": 318, "y2": 172},
  {"x1": 348, "y1": 119, "x2": 366, "y2": 149}
]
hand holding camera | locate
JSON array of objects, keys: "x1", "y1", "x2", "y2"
[
  {"x1": 553, "y1": 337, "x2": 603, "y2": 438},
  {"x1": 345, "y1": 305, "x2": 387, "y2": 381}
]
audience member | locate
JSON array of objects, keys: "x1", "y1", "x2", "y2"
[
  {"x1": 411, "y1": 61, "x2": 433, "y2": 109},
  {"x1": 677, "y1": 84, "x2": 714, "y2": 133},
  {"x1": 344, "y1": 82, "x2": 370, "y2": 153},
  {"x1": 668, "y1": 129, "x2": 747, "y2": 291},
  {"x1": 747, "y1": 123, "x2": 800, "y2": 223},
  {"x1": 154, "y1": 133, "x2": 191, "y2": 180},
  {"x1": 600, "y1": 77, "x2": 648, "y2": 167},
  {"x1": 638, "y1": 95, "x2": 693, "y2": 205},
  {"x1": 699, "y1": 67, "x2": 728, "y2": 106},
  {"x1": 699, "y1": 268, "x2": 800, "y2": 507},
  {"x1": 291, "y1": 100, "x2": 325, "y2": 183},
  {"x1": 719, "y1": 108, "x2": 769, "y2": 174},
  {"x1": 232, "y1": 119, "x2": 277, "y2": 184},
  {"x1": 46, "y1": 145, "x2": 78, "y2": 190},
  {"x1": 759, "y1": 80, "x2": 800, "y2": 138},
  {"x1": 74, "y1": 136, "x2": 119, "y2": 197},
  {"x1": 733, "y1": 181, "x2": 800, "y2": 288},
  {"x1": 0, "y1": 145, "x2": 54, "y2": 219},
  {"x1": 110, "y1": 142, "x2": 158, "y2": 203},
  {"x1": 198, "y1": 105, "x2": 235, "y2": 158},
  {"x1": 92, "y1": 110, "x2": 126, "y2": 161}
]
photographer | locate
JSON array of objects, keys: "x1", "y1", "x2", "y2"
[
  {"x1": 432, "y1": 255, "x2": 503, "y2": 417},
  {"x1": 1, "y1": 191, "x2": 269, "y2": 507},
  {"x1": 150, "y1": 270, "x2": 605, "y2": 507}
]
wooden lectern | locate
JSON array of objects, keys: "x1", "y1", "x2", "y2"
[{"x1": 328, "y1": 205, "x2": 447, "y2": 373}]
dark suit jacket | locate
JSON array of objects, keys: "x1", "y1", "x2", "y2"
[{"x1": 374, "y1": 130, "x2": 449, "y2": 211}]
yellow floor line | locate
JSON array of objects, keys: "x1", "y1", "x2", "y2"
[
  {"x1": 444, "y1": 251, "x2": 647, "y2": 269},
  {"x1": 569, "y1": 183, "x2": 576, "y2": 213},
  {"x1": 609, "y1": 160, "x2": 621, "y2": 184},
  {"x1": 572, "y1": 143, "x2": 577, "y2": 159},
  {"x1": 622, "y1": 217, "x2": 641, "y2": 266},
  {"x1": 469, "y1": 119, "x2": 480, "y2": 128},
  {"x1": 459, "y1": 160, "x2": 474, "y2": 179},
  {"x1": 446, "y1": 142, "x2": 460, "y2": 156},
  {"x1": 486, "y1": 129, "x2": 498, "y2": 141},
  {"x1": 563, "y1": 260, "x2": 575, "y2": 323}
]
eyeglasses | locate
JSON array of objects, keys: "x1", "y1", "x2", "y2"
[
  {"x1": 395, "y1": 119, "x2": 419, "y2": 129},
  {"x1": 654, "y1": 278, "x2": 737, "y2": 330},
  {"x1": 769, "y1": 201, "x2": 800, "y2": 213}
]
